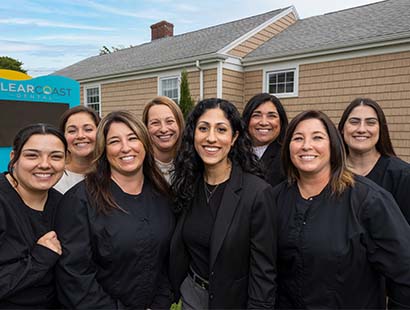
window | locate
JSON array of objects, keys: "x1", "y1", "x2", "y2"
[
  {"x1": 85, "y1": 86, "x2": 101, "y2": 116},
  {"x1": 267, "y1": 69, "x2": 296, "y2": 96},
  {"x1": 159, "y1": 76, "x2": 179, "y2": 103}
]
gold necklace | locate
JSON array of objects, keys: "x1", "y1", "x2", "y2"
[{"x1": 204, "y1": 181, "x2": 219, "y2": 204}]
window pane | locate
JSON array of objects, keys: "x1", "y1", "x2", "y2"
[
  {"x1": 277, "y1": 83, "x2": 285, "y2": 93},
  {"x1": 277, "y1": 73, "x2": 285, "y2": 83},
  {"x1": 269, "y1": 75, "x2": 277, "y2": 84},
  {"x1": 286, "y1": 83, "x2": 294, "y2": 93},
  {"x1": 286, "y1": 72, "x2": 294, "y2": 82}
]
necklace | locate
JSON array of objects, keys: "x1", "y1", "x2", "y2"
[{"x1": 204, "y1": 181, "x2": 219, "y2": 204}]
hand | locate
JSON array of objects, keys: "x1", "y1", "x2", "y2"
[{"x1": 37, "y1": 231, "x2": 62, "y2": 255}]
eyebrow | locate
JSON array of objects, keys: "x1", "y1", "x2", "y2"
[
  {"x1": 348, "y1": 116, "x2": 378, "y2": 120},
  {"x1": 197, "y1": 121, "x2": 228, "y2": 126},
  {"x1": 22, "y1": 149, "x2": 65, "y2": 154}
]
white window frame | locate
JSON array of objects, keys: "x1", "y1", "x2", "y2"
[
  {"x1": 84, "y1": 85, "x2": 101, "y2": 116},
  {"x1": 264, "y1": 66, "x2": 299, "y2": 98},
  {"x1": 158, "y1": 75, "x2": 180, "y2": 103}
]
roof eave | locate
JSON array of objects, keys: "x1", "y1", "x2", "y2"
[
  {"x1": 243, "y1": 34, "x2": 410, "y2": 66},
  {"x1": 75, "y1": 53, "x2": 229, "y2": 83}
]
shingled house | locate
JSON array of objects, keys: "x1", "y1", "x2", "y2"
[{"x1": 55, "y1": 0, "x2": 410, "y2": 161}]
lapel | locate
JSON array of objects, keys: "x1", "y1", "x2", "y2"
[
  {"x1": 209, "y1": 164, "x2": 243, "y2": 269},
  {"x1": 261, "y1": 140, "x2": 280, "y2": 166}
]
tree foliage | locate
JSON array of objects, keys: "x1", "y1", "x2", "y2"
[
  {"x1": 179, "y1": 69, "x2": 195, "y2": 119},
  {"x1": 0, "y1": 56, "x2": 27, "y2": 73}
]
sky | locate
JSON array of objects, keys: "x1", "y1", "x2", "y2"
[{"x1": 0, "y1": 0, "x2": 383, "y2": 77}]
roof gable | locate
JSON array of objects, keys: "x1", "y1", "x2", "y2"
[{"x1": 245, "y1": 0, "x2": 410, "y2": 62}]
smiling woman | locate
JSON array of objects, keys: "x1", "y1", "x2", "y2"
[
  {"x1": 170, "y1": 98, "x2": 277, "y2": 309},
  {"x1": 0, "y1": 123, "x2": 66, "y2": 309},
  {"x1": 54, "y1": 106, "x2": 100, "y2": 193},
  {"x1": 55, "y1": 111, "x2": 175, "y2": 309},
  {"x1": 338, "y1": 97, "x2": 410, "y2": 224},
  {"x1": 142, "y1": 96, "x2": 185, "y2": 184},
  {"x1": 274, "y1": 110, "x2": 410, "y2": 308}
]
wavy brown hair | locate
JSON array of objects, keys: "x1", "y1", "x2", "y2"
[
  {"x1": 282, "y1": 110, "x2": 354, "y2": 196},
  {"x1": 85, "y1": 111, "x2": 170, "y2": 213}
]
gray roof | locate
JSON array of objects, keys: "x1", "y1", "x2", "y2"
[
  {"x1": 244, "y1": 0, "x2": 410, "y2": 62},
  {"x1": 54, "y1": 8, "x2": 286, "y2": 80}
]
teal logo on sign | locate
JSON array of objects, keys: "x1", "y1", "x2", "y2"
[
  {"x1": 0, "y1": 75, "x2": 79, "y2": 105},
  {"x1": 0, "y1": 73, "x2": 80, "y2": 172}
]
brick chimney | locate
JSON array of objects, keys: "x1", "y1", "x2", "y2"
[{"x1": 150, "y1": 20, "x2": 174, "y2": 40}]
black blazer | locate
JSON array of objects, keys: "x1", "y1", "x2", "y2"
[
  {"x1": 169, "y1": 165, "x2": 277, "y2": 309},
  {"x1": 260, "y1": 140, "x2": 285, "y2": 188}
]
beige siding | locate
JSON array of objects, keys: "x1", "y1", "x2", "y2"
[
  {"x1": 222, "y1": 68, "x2": 244, "y2": 110},
  {"x1": 80, "y1": 86, "x2": 84, "y2": 105},
  {"x1": 101, "y1": 78, "x2": 157, "y2": 118},
  {"x1": 244, "y1": 70, "x2": 263, "y2": 104},
  {"x1": 228, "y1": 12, "x2": 297, "y2": 58},
  {"x1": 203, "y1": 69, "x2": 217, "y2": 99},
  {"x1": 187, "y1": 70, "x2": 200, "y2": 103},
  {"x1": 277, "y1": 51, "x2": 410, "y2": 161}
]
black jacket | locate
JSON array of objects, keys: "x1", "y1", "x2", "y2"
[
  {"x1": 366, "y1": 155, "x2": 410, "y2": 224},
  {"x1": 274, "y1": 176, "x2": 410, "y2": 309},
  {"x1": 55, "y1": 180, "x2": 175, "y2": 309},
  {"x1": 260, "y1": 140, "x2": 285, "y2": 188},
  {"x1": 0, "y1": 173, "x2": 61, "y2": 309},
  {"x1": 169, "y1": 165, "x2": 277, "y2": 309}
]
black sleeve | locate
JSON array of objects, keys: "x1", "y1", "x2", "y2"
[
  {"x1": 0, "y1": 199, "x2": 59, "y2": 299},
  {"x1": 391, "y1": 170, "x2": 410, "y2": 225},
  {"x1": 247, "y1": 184, "x2": 277, "y2": 309},
  {"x1": 55, "y1": 190, "x2": 117, "y2": 309},
  {"x1": 360, "y1": 188, "x2": 410, "y2": 308}
]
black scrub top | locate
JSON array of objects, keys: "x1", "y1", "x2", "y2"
[
  {"x1": 274, "y1": 176, "x2": 410, "y2": 309},
  {"x1": 55, "y1": 179, "x2": 175, "y2": 309},
  {"x1": 0, "y1": 173, "x2": 61, "y2": 309},
  {"x1": 366, "y1": 155, "x2": 410, "y2": 224}
]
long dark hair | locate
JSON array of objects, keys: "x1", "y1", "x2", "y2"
[
  {"x1": 172, "y1": 98, "x2": 262, "y2": 213},
  {"x1": 282, "y1": 110, "x2": 354, "y2": 196},
  {"x1": 338, "y1": 97, "x2": 396, "y2": 157},
  {"x1": 85, "y1": 111, "x2": 170, "y2": 214},
  {"x1": 242, "y1": 93, "x2": 289, "y2": 145},
  {"x1": 8, "y1": 123, "x2": 67, "y2": 184}
]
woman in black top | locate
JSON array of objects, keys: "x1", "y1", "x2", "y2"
[
  {"x1": 274, "y1": 110, "x2": 410, "y2": 308},
  {"x1": 170, "y1": 98, "x2": 277, "y2": 309},
  {"x1": 0, "y1": 124, "x2": 66, "y2": 308},
  {"x1": 242, "y1": 93, "x2": 288, "y2": 187},
  {"x1": 55, "y1": 111, "x2": 175, "y2": 309},
  {"x1": 338, "y1": 97, "x2": 410, "y2": 224}
]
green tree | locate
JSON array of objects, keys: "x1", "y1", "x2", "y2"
[
  {"x1": 0, "y1": 56, "x2": 27, "y2": 73},
  {"x1": 179, "y1": 69, "x2": 195, "y2": 119}
]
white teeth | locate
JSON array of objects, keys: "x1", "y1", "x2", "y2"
[
  {"x1": 300, "y1": 155, "x2": 316, "y2": 160},
  {"x1": 354, "y1": 136, "x2": 368, "y2": 141},
  {"x1": 121, "y1": 156, "x2": 134, "y2": 161},
  {"x1": 34, "y1": 173, "x2": 52, "y2": 178},
  {"x1": 158, "y1": 134, "x2": 172, "y2": 140},
  {"x1": 204, "y1": 147, "x2": 219, "y2": 152},
  {"x1": 257, "y1": 129, "x2": 270, "y2": 133},
  {"x1": 75, "y1": 142, "x2": 89, "y2": 147}
]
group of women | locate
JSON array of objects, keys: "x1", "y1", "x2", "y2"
[{"x1": 1, "y1": 93, "x2": 410, "y2": 309}]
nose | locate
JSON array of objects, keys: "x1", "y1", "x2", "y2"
[
  {"x1": 159, "y1": 120, "x2": 167, "y2": 133},
  {"x1": 206, "y1": 129, "x2": 217, "y2": 143},
  {"x1": 120, "y1": 140, "x2": 131, "y2": 153},
  {"x1": 259, "y1": 114, "x2": 269, "y2": 125},
  {"x1": 356, "y1": 121, "x2": 367, "y2": 132},
  {"x1": 77, "y1": 128, "x2": 86, "y2": 138},
  {"x1": 38, "y1": 155, "x2": 51, "y2": 169},
  {"x1": 302, "y1": 138, "x2": 312, "y2": 150}
]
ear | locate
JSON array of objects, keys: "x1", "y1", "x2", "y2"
[
  {"x1": 9, "y1": 150, "x2": 15, "y2": 162},
  {"x1": 232, "y1": 131, "x2": 239, "y2": 146}
]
